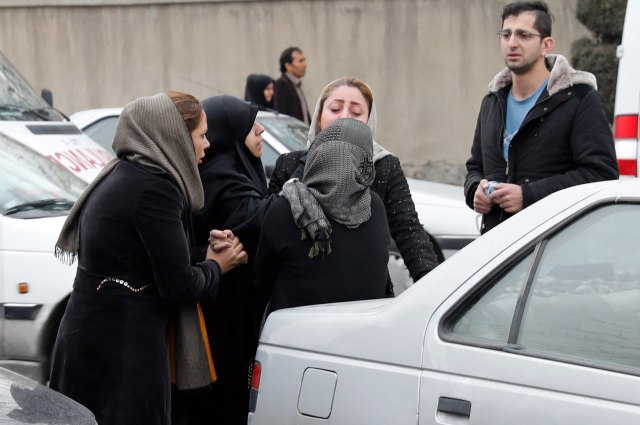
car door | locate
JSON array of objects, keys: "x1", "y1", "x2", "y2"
[{"x1": 419, "y1": 201, "x2": 640, "y2": 424}]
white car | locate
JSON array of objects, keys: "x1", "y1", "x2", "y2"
[
  {"x1": 249, "y1": 178, "x2": 640, "y2": 424},
  {"x1": 71, "y1": 108, "x2": 480, "y2": 293},
  {"x1": 1, "y1": 51, "x2": 112, "y2": 383}
]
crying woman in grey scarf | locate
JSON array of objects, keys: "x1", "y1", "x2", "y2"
[
  {"x1": 255, "y1": 118, "x2": 390, "y2": 311},
  {"x1": 282, "y1": 118, "x2": 376, "y2": 257}
]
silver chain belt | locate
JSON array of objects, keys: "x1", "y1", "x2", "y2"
[{"x1": 96, "y1": 277, "x2": 151, "y2": 293}]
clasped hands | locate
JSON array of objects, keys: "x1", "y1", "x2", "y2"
[
  {"x1": 473, "y1": 179, "x2": 524, "y2": 214},
  {"x1": 205, "y1": 229, "x2": 248, "y2": 274}
]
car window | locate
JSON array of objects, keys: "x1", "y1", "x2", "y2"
[
  {"x1": 446, "y1": 203, "x2": 640, "y2": 372},
  {"x1": 83, "y1": 116, "x2": 119, "y2": 153},
  {"x1": 261, "y1": 140, "x2": 279, "y2": 178},
  {"x1": 450, "y1": 251, "x2": 533, "y2": 344},
  {"x1": 257, "y1": 116, "x2": 308, "y2": 152},
  {"x1": 1, "y1": 52, "x2": 64, "y2": 121}
]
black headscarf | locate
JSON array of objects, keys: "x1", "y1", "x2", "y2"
[
  {"x1": 193, "y1": 95, "x2": 270, "y2": 251},
  {"x1": 244, "y1": 74, "x2": 275, "y2": 109}
]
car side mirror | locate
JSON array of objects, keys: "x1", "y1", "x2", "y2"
[{"x1": 41, "y1": 89, "x2": 53, "y2": 107}]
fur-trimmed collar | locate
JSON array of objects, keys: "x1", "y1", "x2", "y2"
[{"x1": 488, "y1": 54, "x2": 597, "y2": 96}]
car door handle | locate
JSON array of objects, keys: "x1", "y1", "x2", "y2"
[{"x1": 437, "y1": 397, "x2": 471, "y2": 417}]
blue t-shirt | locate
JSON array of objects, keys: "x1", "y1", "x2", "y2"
[{"x1": 503, "y1": 80, "x2": 548, "y2": 160}]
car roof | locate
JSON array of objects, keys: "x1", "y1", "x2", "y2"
[{"x1": 68, "y1": 107, "x2": 123, "y2": 129}]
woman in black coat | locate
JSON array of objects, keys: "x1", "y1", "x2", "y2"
[
  {"x1": 187, "y1": 95, "x2": 276, "y2": 425},
  {"x1": 49, "y1": 92, "x2": 246, "y2": 425},
  {"x1": 255, "y1": 118, "x2": 390, "y2": 311},
  {"x1": 268, "y1": 77, "x2": 439, "y2": 289}
]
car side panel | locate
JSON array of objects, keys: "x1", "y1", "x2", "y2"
[{"x1": 250, "y1": 344, "x2": 420, "y2": 425}]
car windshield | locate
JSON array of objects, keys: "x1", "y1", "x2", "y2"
[
  {"x1": 0, "y1": 52, "x2": 64, "y2": 121},
  {"x1": 0, "y1": 133, "x2": 86, "y2": 218},
  {"x1": 258, "y1": 115, "x2": 309, "y2": 151}
]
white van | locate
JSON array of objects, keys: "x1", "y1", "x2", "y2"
[
  {"x1": 613, "y1": 0, "x2": 640, "y2": 176},
  {"x1": 0, "y1": 51, "x2": 112, "y2": 382}
]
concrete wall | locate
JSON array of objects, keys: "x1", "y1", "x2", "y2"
[{"x1": 0, "y1": 0, "x2": 589, "y2": 183}]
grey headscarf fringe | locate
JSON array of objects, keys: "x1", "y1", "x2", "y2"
[
  {"x1": 54, "y1": 93, "x2": 204, "y2": 265},
  {"x1": 282, "y1": 118, "x2": 375, "y2": 258},
  {"x1": 307, "y1": 78, "x2": 392, "y2": 163}
]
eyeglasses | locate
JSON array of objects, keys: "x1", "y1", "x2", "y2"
[{"x1": 497, "y1": 29, "x2": 543, "y2": 42}]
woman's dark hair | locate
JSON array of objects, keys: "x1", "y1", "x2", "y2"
[
  {"x1": 167, "y1": 90, "x2": 202, "y2": 132},
  {"x1": 501, "y1": 0, "x2": 553, "y2": 38}
]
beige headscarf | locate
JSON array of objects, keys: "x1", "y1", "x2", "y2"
[
  {"x1": 55, "y1": 93, "x2": 204, "y2": 264},
  {"x1": 306, "y1": 78, "x2": 392, "y2": 163}
]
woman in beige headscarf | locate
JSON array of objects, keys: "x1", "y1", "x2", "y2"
[{"x1": 49, "y1": 91, "x2": 246, "y2": 425}]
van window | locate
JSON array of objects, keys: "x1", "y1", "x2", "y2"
[{"x1": 0, "y1": 52, "x2": 64, "y2": 121}]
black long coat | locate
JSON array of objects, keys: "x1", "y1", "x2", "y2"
[
  {"x1": 49, "y1": 162, "x2": 221, "y2": 425},
  {"x1": 188, "y1": 96, "x2": 276, "y2": 425},
  {"x1": 255, "y1": 194, "x2": 390, "y2": 311}
]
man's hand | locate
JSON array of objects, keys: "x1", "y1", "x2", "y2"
[
  {"x1": 490, "y1": 183, "x2": 523, "y2": 213},
  {"x1": 473, "y1": 179, "x2": 493, "y2": 214}
]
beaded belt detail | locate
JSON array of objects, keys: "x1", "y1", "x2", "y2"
[{"x1": 96, "y1": 277, "x2": 151, "y2": 293}]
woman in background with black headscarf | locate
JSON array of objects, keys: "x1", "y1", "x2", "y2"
[
  {"x1": 244, "y1": 73, "x2": 275, "y2": 110},
  {"x1": 184, "y1": 95, "x2": 277, "y2": 425}
]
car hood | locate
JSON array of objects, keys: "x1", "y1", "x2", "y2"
[
  {"x1": 0, "y1": 121, "x2": 113, "y2": 184},
  {"x1": 0, "y1": 367, "x2": 96, "y2": 424},
  {"x1": 407, "y1": 178, "x2": 481, "y2": 236},
  {"x1": 407, "y1": 178, "x2": 468, "y2": 208}
]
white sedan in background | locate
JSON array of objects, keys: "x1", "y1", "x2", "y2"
[
  {"x1": 71, "y1": 108, "x2": 480, "y2": 293},
  {"x1": 249, "y1": 178, "x2": 640, "y2": 424}
]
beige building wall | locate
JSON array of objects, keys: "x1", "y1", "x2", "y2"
[{"x1": 0, "y1": 0, "x2": 589, "y2": 183}]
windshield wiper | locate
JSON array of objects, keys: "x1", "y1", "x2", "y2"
[
  {"x1": 4, "y1": 198, "x2": 75, "y2": 216},
  {"x1": 0, "y1": 104, "x2": 66, "y2": 121}
]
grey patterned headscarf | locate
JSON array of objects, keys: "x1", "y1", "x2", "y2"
[
  {"x1": 307, "y1": 77, "x2": 392, "y2": 163},
  {"x1": 55, "y1": 93, "x2": 204, "y2": 264},
  {"x1": 282, "y1": 118, "x2": 375, "y2": 258}
]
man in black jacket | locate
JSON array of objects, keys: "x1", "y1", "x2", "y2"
[
  {"x1": 465, "y1": 0, "x2": 618, "y2": 234},
  {"x1": 273, "y1": 47, "x2": 311, "y2": 124}
]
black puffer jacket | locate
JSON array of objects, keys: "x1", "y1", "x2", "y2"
[
  {"x1": 465, "y1": 55, "x2": 618, "y2": 233},
  {"x1": 269, "y1": 150, "x2": 439, "y2": 282}
]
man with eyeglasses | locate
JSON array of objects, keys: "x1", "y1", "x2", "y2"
[{"x1": 464, "y1": 0, "x2": 618, "y2": 234}]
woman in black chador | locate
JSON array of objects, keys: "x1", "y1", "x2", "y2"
[
  {"x1": 187, "y1": 95, "x2": 276, "y2": 425},
  {"x1": 49, "y1": 92, "x2": 246, "y2": 425}
]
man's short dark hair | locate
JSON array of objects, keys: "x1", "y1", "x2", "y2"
[
  {"x1": 279, "y1": 47, "x2": 302, "y2": 74},
  {"x1": 501, "y1": 1, "x2": 553, "y2": 38}
]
